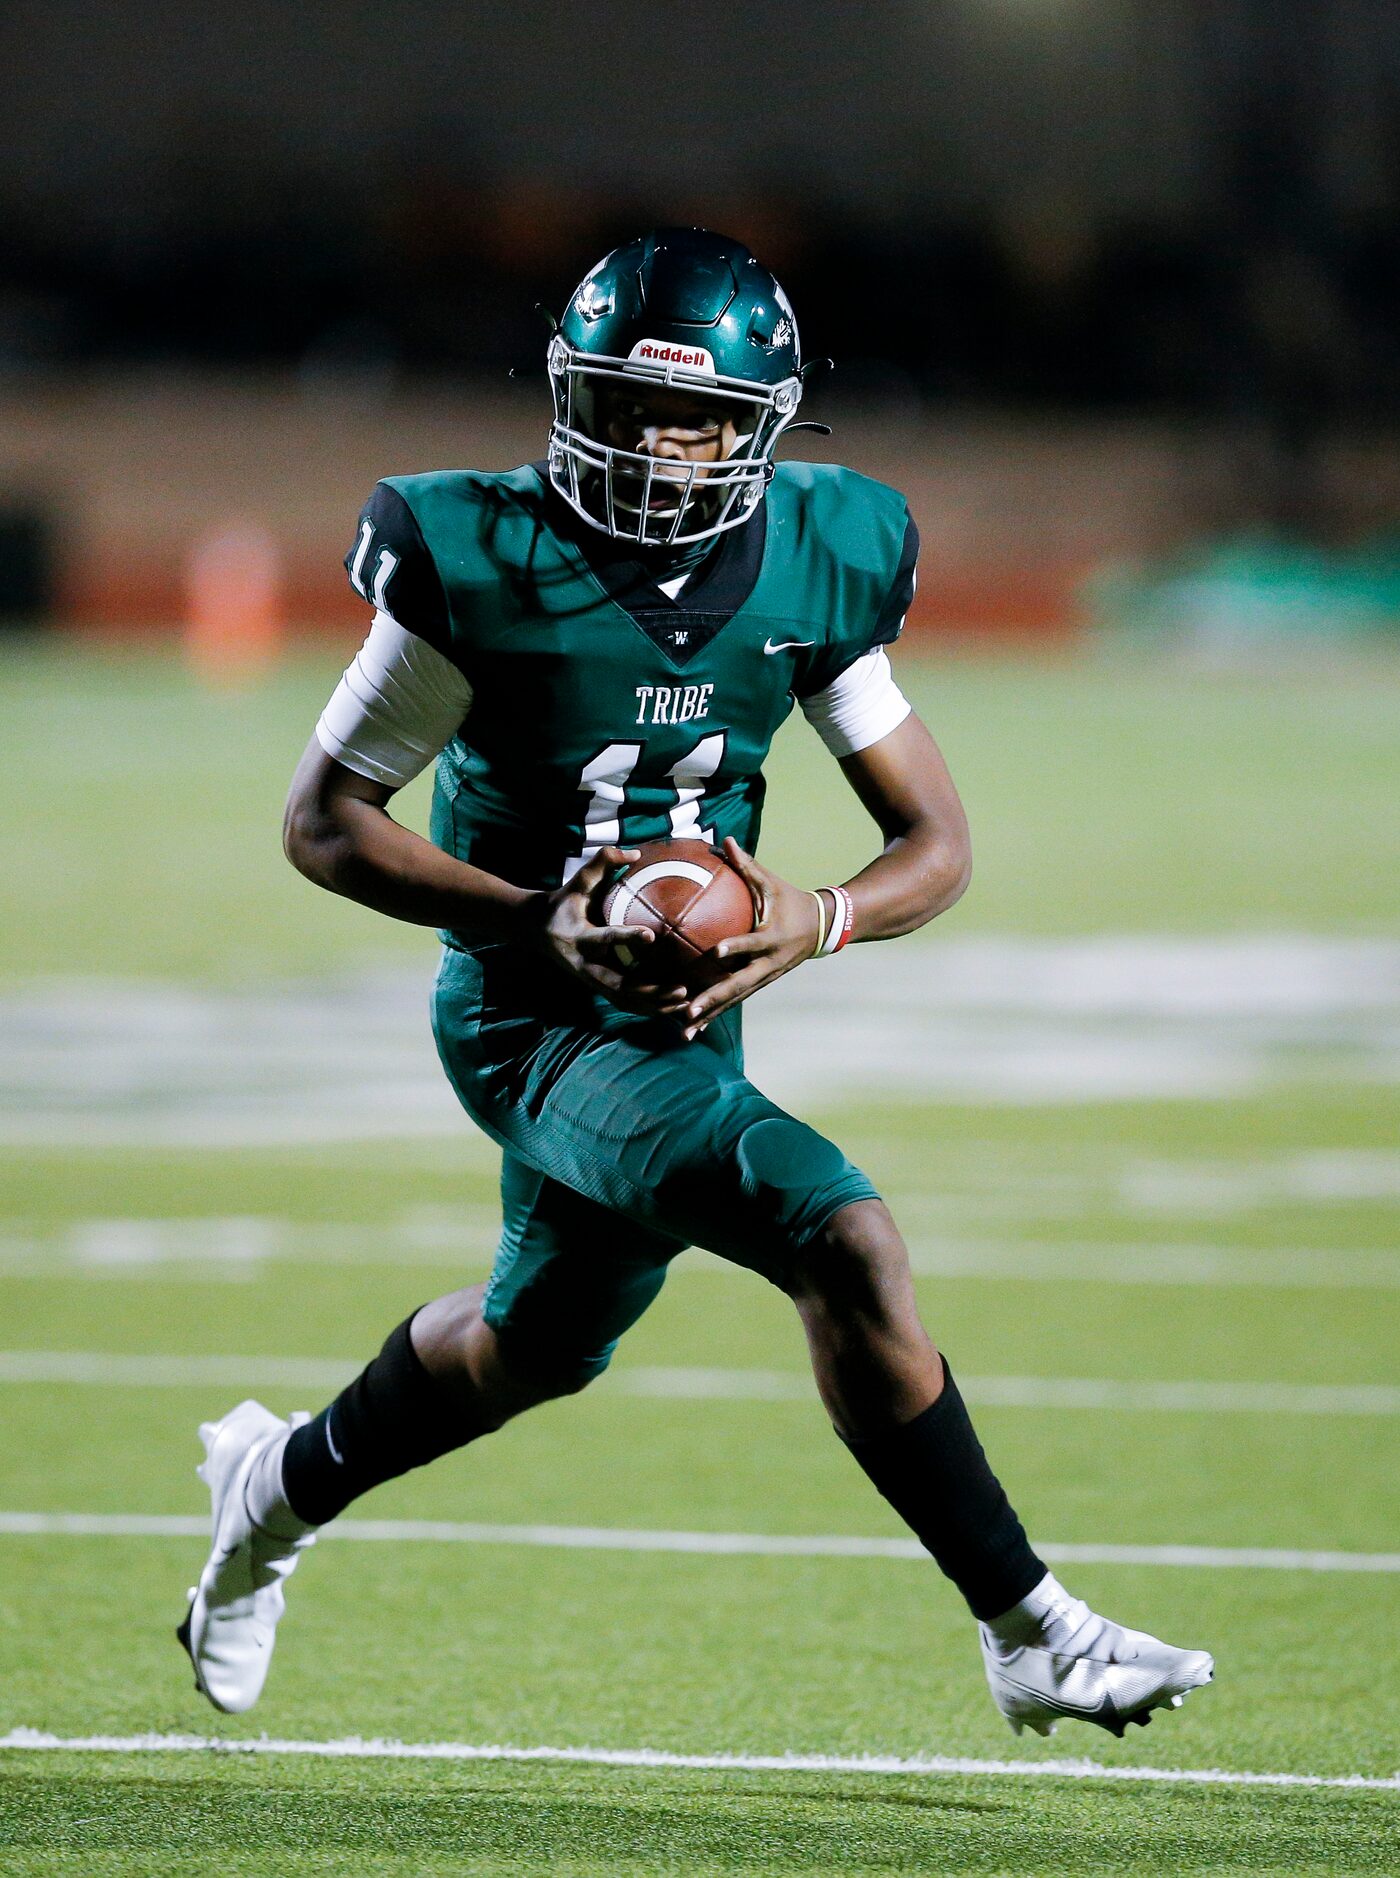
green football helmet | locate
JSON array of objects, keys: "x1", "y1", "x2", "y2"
[{"x1": 547, "y1": 228, "x2": 804, "y2": 547}]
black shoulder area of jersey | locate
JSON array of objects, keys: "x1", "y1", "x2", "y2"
[
  {"x1": 872, "y1": 507, "x2": 920, "y2": 650},
  {"x1": 345, "y1": 482, "x2": 453, "y2": 658}
]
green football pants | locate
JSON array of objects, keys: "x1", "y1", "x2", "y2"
[{"x1": 431, "y1": 944, "x2": 879, "y2": 1381}]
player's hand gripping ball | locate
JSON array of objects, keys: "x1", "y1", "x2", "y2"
[{"x1": 602, "y1": 839, "x2": 757, "y2": 990}]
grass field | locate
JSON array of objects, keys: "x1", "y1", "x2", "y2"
[{"x1": 1, "y1": 641, "x2": 1397, "y2": 1874}]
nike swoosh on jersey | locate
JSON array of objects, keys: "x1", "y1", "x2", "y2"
[{"x1": 763, "y1": 637, "x2": 816, "y2": 654}]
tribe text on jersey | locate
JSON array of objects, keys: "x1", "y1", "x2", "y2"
[{"x1": 344, "y1": 461, "x2": 917, "y2": 901}]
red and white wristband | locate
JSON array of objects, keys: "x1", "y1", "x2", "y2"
[{"x1": 810, "y1": 884, "x2": 855, "y2": 957}]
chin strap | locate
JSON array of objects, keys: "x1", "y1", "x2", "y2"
[{"x1": 789, "y1": 358, "x2": 833, "y2": 436}]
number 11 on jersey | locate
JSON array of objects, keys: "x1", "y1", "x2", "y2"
[{"x1": 564, "y1": 732, "x2": 728, "y2": 879}]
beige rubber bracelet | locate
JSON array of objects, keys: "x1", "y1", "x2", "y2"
[{"x1": 807, "y1": 888, "x2": 829, "y2": 959}]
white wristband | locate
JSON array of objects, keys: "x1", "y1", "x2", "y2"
[{"x1": 815, "y1": 885, "x2": 854, "y2": 956}]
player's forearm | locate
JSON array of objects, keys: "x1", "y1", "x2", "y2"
[
  {"x1": 285, "y1": 794, "x2": 538, "y2": 942},
  {"x1": 843, "y1": 822, "x2": 972, "y2": 942},
  {"x1": 833, "y1": 714, "x2": 972, "y2": 942}
]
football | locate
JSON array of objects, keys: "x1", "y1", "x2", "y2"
[{"x1": 602, "y1": 838, "x2": 757, "y2": 987}]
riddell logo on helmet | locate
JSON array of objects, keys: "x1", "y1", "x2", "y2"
[{"x1": 628, "y1": 338, "x2": 716, "y2": 373}]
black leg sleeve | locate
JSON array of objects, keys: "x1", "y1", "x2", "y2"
[
  {"x1": 841, "y1": 1361, "x2": 1046, "y2": 1621},
  {"x1": 281, "y1": 1313, "x2": 490, "y2": 1526}
]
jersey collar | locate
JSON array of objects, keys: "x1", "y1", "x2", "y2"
[{"x1": 532, "y1": 460, "x2": 768, "y2": 668}]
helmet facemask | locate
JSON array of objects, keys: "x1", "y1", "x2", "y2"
[{"x1": 547, "y1": 335, "x2": 803, "y2": 548}]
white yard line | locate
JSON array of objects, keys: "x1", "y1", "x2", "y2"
[
  {"x1": 0, "y1": 1212, "x2": 502, "y2": 1276},
  {"x1": 4, "y1": 936, "x2": 1400, "y2": 1142},
  {"x1": 0, "y1": 1727, "x2": 1394, "y2": 1792},
  {"x1": 0, "y1": 1511, "x2": 1394, "y2": 1573},
  {"x1": 3, "y1": 1243, "x2": 1394, "y2": 1291},
  {"x1": 1, "y1": 1351, "x2": 1395, "y2": 1416},
  {"x1": 903, "y1": 1240, "x2": 1400, "y2": 1290},
  {"x1": 0, "y1": 1351, "x2": 359, "y2": 1391},
  {"x1": 619, "y1": 1366, "x2": 1400, "y2": 1415},
  {"x1": 1121, "y1": 1149, "x2": 1400, "y2": 1213},
  {"x1": 2, "y1": 1215, "x2": 1394, "y2": 1290}
]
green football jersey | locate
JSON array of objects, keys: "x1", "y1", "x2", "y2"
[{"x1": 344, "y1": 460, "x2": 917, "y2": 912}]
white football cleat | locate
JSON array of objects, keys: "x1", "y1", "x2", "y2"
[
  {"x1": 979, "y1": 1592, "x2": 1214, "y2": 1739},
  {"x1": 177, "y1": 1399, "x2": 315, "y2": 1714}
]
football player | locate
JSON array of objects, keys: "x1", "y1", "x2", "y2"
[{"x1": 179, "y1": 229, "x2": 1212, "y2": 1738}]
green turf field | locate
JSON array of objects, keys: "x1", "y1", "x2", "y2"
[{"x1": 1, "y1": 642, "x2": 1397, "y2": 1874}]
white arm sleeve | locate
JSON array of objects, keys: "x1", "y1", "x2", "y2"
[
  {"x1": 798, "y1": 648, "x2": 912, "y2": 758},
  {"x1": 314, "y1": 612, "x2": 473, "y2": 788}
]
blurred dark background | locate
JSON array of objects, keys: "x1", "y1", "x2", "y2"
[{"x1": 3, "y1": 0, "x2": 1398, "y2": 640}]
